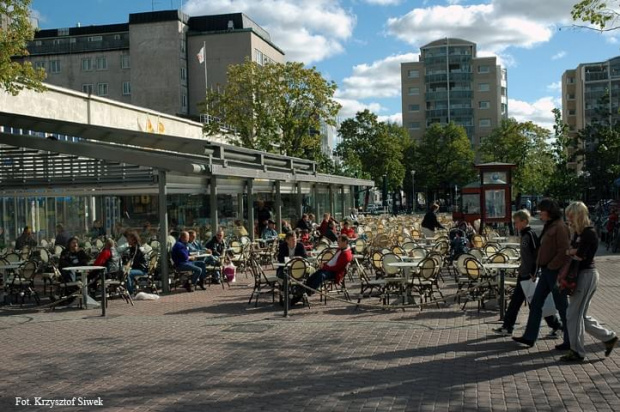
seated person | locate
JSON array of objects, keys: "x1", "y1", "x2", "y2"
[
  {"x1": 58, "y1": 237, "x2": 90, "y2": 282},
  {"x1": 261, "y1": 220, "x2": 279, "y2": 241},
  {"x1": 15, "y1": 226, "x2": 37, "y2": 250},
  {"x1": 93, "y1": 238, "x2": 122, "y2": 282},
  {"x1": 296, "y1": 214, "x2": 312, "y2": 231},
  {"x1": 89, "y1": 219, "x2": 106, "y2": 240},
  {"x1": 123, "y1": 231, "x2": 149, "y2": 295},
  {"x1": 233, "y1": 219, "x2": 249, "y2": 238},
  {"x1": 276, "y1": 232, "x2": 307, "y2": 279},
  {"x1": 281, "y1": 220, "x2": 292, "y2": 234},
  {"x1": 340, "y1": 220, "x2": 357, "y2": 240},
  {"x1": 187, "y1": 230, "x2": 204, "y2": 252},
  {"x1": 323, "y1": 220, "x2": 339, "y2": 243},
  {"x1": 171, "y1": 231, "x2": 207, "y2": 291},
  {"x1": 292, "y1": 235, "x2": 352, "y2": 304},
  {"x1": 204, "y1": 229, "x2": 227, "y2": 283},
  {"x1": 299, "y1": 229, "x2": 312, "y2": 249}
]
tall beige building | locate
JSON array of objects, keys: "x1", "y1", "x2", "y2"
[
  {"x1": 562, "y1": 56, "x2": 620, "y2": 161},
  {"x1": 16, "y1": 10, "x2": 284, "y2": 118},
  {"x1": 401, "y1": 38, "x2": 507, "y2": 146}
]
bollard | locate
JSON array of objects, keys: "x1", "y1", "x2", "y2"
[
  {"x1": 283, "y1": 267, "x2": 289, "y2": 318},
  {"x1": 100, "y1": 269, "x2": 106, "y2": 317}
]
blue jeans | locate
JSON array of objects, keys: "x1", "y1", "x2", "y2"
[
  {"x1": 177, "y1": 261, "x2": 206, "y2": 285},
  {"x1": 126, "y1": 269, "x2": 146, "y2": 294},
  {"x1": 522, "y1": 267, "x2": 569, "y2": 344},
  {"x1": 503, "y1": 278, "x2": 562, "y2": 332},
  {"x1": 306, "y1": 269, "x2": 336, "y2": 295}
]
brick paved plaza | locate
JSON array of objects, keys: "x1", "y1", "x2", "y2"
[{"x1": 2, "y1": 254, "x2": 620, "y2": 412}]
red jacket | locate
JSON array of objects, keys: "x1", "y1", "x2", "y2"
[
  {"x1": 341, "y1": 227, "x2": 357, "y2": 239},
  {"x1": 323, "y1": 247, "x2": 353, "y2": 284},
  {"x1": 94, "y1": 248, "x2": 112, "y2": 267}
]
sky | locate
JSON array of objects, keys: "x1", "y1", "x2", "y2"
[{"x1": 29, "y1": 0, "x2": 620, "y2": 130}]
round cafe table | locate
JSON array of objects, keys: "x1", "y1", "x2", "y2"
[{"x1": 61, "y1": 266, "x2": 106, "y2": 312}]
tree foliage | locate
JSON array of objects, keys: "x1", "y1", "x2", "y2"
[
  {"x1": 479, "y1": 118, "x2": 554, "y2": 198},
  {"x1": 546, "y1": 108, "x2": 582, "y2": 204},
  {"x1": 0, "y1": 0, "x2": 45, "y2": 94},
  {"x1": 414, "y1": 122, "x2": 476, "y2": 200},
  {"x1": 572, "y1": 0, "x2": 620, "y2": 31},
  {"x1": 199, "y1": 60, "x2": 340, "y2": 166},
  {"x1": 335, "y1": 110, "x2": 410, "y2": 190}
]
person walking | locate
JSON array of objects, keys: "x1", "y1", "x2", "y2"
[
  {"x1": 559, "y1": 201, "x2": 617, "y2": 361},
  {"x1": 492, "y1": 209, "x2": 562, "y2": 336},
  {"x1": 513, "y1": 198, "x2": 571, "y2": 349}
]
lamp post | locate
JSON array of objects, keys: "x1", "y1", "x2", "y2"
[
  {"x1": 410, "y1": 170, "x2": 416, "y2": 213},
  {"x1": 382, "y1": 174, "x2": 388, "y2": 210}
]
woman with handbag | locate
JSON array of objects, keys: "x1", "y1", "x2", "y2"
[{"x1": 560, "y1": 201, "x2": 618, "y2": 361}]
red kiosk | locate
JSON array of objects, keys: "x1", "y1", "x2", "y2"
[{"x1": 454, "y1": 162, "x2": 516, "y2": 233}]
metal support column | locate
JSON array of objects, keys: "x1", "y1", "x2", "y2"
[
  {"x1": 313, "y1": 185, "x2": 319, "y2": 218},
  {"x1": 340, "y1": 186, "x2": 346, "y2": 220},
  {"x1": 158, "y1": 170, "x2": 170, "y2": 293},
  {"x1": 296, "y1": 182, "x2": 303, "y2": 217},
  {"x1": 210, "y1": 176, "x2": 218, "y2": 232},
  {"x1": 275, "y1": 181, "x2": 282, "y2": 234},
  {"x1": 247, "y1": 179, "x2": 255, "y2": 241},
  {"x1": 329, "y1": 185, "x2": 335, "y2": 217},
  {"x1": 237, "y1": 193, "x2": 244, "y2": 220}
]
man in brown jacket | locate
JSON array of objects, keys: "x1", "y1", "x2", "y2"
[{"x1": 513, "y1": 198, "x2": 571, "y2": 349}]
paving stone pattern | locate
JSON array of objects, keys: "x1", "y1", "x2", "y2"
[{"x1": 2, "y1": 256, "x2": 620, "y2": 411}]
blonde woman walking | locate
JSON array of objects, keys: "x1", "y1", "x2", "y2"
[{"x1": 561, "y1": 201, "x2": 618, "y2": 361}]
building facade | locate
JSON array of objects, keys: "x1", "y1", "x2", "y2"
[
  {"x1": 401, "y1": 38, "x2": 507, "y2": 146},
  {"x1": 17, "y1": 10, "x2": 285, "y2": 118},
  {"x1": 562, "y1": 56, "x2": 620, "y2": 149}
]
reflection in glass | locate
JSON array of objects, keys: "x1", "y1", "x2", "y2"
[{"x1": 485, "y1": 189, "x2": 505, "y2": 218}]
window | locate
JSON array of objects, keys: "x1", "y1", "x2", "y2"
[
  {"x1": 568, "y1": 109, "x2": 576, "y2": 115},
  {"x1": 408, "y1": 69, "x2": 419, "y2": 78},
  {"x1": 567, "y1": 77, "x2": 575, "y2": 84},
  {"x1": 478, "y1": 65, "x2": 490, "y2": 73},
  {"x1": 120, "y1": 54, "x2": 130, "y2": 69},
  {"x1": 182, "y1": 94, "x2": 188, "y2": 109},
  {"x1": 113, "y1": 34, "x2": 121, "y2": 40},
  {"x1": 408, "y1": 122, "x2": 421, "y2": 130},
  {"x1": 69, "y1": 38, "x2": 76, "y2": 43},
  {"x1": 568, "y1": 93, "x2": 575, "y2": 99},
  {"x1": 88, "y1": 36, "x2": 102, "y2": 42},
  {"x1": 254, "y1": 49, "x2": 264, "y2": 65},
  {"x1": 34, "y1": 40, "x2": 42, "y2": 46},
  {"x1": 479, "y1": 101, "x2": 490, "y2": 109},
  {"x1": 58, "y1": 28, "x2": 69, "y2": 36},
  {"x1": 122, "y1": 81, "x2": 131, "y2": 96},
  {"x1": 81, "y1": 58, "x2": 92, "y2": 71},
  {"x1": 408, "y1": 87, "x2": 420, "y2": 95},
  {"x1": 97, "y1": 83, "x2": 108, "y2": 96},
  {"x1": 180, "y1": 39, "x2": 186, "y2": 54},
  {"x1": 96, "y1": 56, "x2": 107, "y2": 70},
  {"x1": 181, "y1": 67, "x2": 187, "y2": 81},
  {"x1": 479, "y1": 118, "x2": 491, "y2": 127},
  {"x1": 34, "y1": 61, "x2": 45, "y2": 70},
  {"x1": 82, "y1": 84, "x2": 94, "y2": 94},
  {"x1": 49, "y1": 60, "x2": 61, "y2": 73},
  {"x1": 52, "y1": 39, "x2": 66, "y2": 45},
  {"x1": 408, "y1": 104, "x2": 420, "y2": 112},
  {"x1": 479, "y1": 83, "x2": 490, "y2": 92}
]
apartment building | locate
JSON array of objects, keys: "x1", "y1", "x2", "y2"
[
  {"x1": 16, "y1": 10, "x2": 285, "y2": 117},
  {"x1": 401, "y1": 38, "x2": 507, "y2": 146},
  {"x1": 562, "y1": 56, "x2": 620, "y2": 141}
]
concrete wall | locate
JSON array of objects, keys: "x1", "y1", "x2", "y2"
[{"x1": 0, "y1": 83, "x2": 205, "y2": 139}]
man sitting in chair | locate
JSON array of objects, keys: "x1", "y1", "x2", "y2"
[
  {"x1": 171, "y1": 231, "x2": 208, "y2": 292},
  {"x1": 292, "y1": 234, "x2": 352, "y2": 304},
  {"x1": 276, "y1": 232, "x2": 307, "y2": 279}
]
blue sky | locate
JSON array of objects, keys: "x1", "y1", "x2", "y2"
[{"x1": 30, "y1": 0, "x2": 620, "y2": 129}]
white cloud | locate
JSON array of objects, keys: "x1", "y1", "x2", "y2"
[
  {"x1": 183, "y1": 0, "x2": 355, "y2": 64},
  {"x1": 386, "y1": 0, "x2": 579, "y2": 53},
  {"x1": 378, "y1": 113, "x2": 403, "y2": 124},
  {"x1": 551, "y1": 51, "x2": 567, "y2": 60},
  {"x1": 338, "y1": 53, "x2": 418, "y2": 100},
  {"x1": 508, "y1": 96, "x2": 560, "y2": 130},
  {"x1": 547, "y1": 81, "x2": 562, "y2": 92},
  {"x1": 335, "y1": 98, "x2": 385, "y2": 119}
]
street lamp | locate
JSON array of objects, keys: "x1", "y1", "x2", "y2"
[{"x1": 410, "y1": 170, "x2": 416, "y2": 213}]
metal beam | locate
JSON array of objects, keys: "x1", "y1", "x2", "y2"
[
  {"x1": 247, "y1": 179, "x2": 254, "y2": 241},
  {"x1": 158, "y1": 171, "x2": 170, "y2": 293},
  {"x1": 209, "y1": 176, "x2": 218, "y2": 233}
]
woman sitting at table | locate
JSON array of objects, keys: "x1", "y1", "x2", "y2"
[
  {"x1": 93, "y1": 238, "x2": 122, "y2": 281},
  {"x1": 123, "y1": 231, "x2": 148, "y2": 295},
  {"x1": 59, "y1": 237, "x2": 90, "y2": 282},
  {"x1": 340, "y1": 220, "x2": 357, "y2": 240},
  {"x1": 276, "y1": 232, "x2": 307, "y2": 279}
]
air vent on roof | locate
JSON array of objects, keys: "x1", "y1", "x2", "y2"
[{"x1": 227, "y1": 20, "x2": 234, "y2": 30}]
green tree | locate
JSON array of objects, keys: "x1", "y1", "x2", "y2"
[
  {"x1": 414, "y1": 122, "x2": 476, "y2": 201},
  {"x1": 479, "y1": 118, "x2": 554, "y2": 201},
  {"x1": 199, "y1": 60, "x2": 340, "y2": 166},
  {"x1": 547, "y1": 108, "x2": 583, "y2": 204},
  {"x1": 335, "y1": 110, "x2": 409, "y2": 190},
  {"x1": 572, "y1": 0, "x2": 620, "y2": 31},
  {"x1": 0, "y1": 0, "x2": 45, "y2": 94}
]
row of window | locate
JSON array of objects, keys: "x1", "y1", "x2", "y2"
[
  {"x1": 35, "y1": 55, "x2": 130, "y2": 73},
  {"x1": 408, "y1": 101, "x2": 491, "y2": 112},
  {"x1": 82, "y1": 82, "x2": 131, "y2": 96},
  {"x1": 407, "y1": 119, "x2": 492, "y2": 130},
  {"x1": 407, "y1": 83, "x2": 492, "y2": 94},
  {"x1": 407, "y1": 65, "x2": 491, "y2": 78},
  {"x1": 33, "y1": 34, "x2": 124, "y2": 47},
  {"x1": 254, "y1": 49, "x2": 274, "y2": 66}
]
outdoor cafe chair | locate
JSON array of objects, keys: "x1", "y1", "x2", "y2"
[
  {"x1": 468, "y1": 248, "x2": 486, "y2": 262},
  {"x1": 471, "y1": 234, "x2": 486, "y2": 249},
  {"x1": 7, "y1": 260, "x2": 40, "y2": 306},
  {"x1": 411, "y1": 257, "x2": 442, "y2": 309},
  {"x1": 460, "y1": 257, "x2": 491, "y2": 312},
  {"x1": 247, "y1": 257, "x2": 280, "y2": 307},
  {"x1": 401, "y1": 241, "x2": 418, "y2": 254},
  {"x1": 484, "y1": 243, "x2": 499, "y2": 256},
  {"x1": 410, "y1": 247, "x2": 427, "y2": 260},
  {"x1": 354, "y1": 238, "x2": 367, "y2": 255}
]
